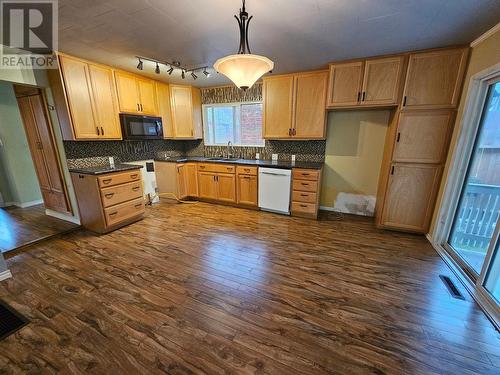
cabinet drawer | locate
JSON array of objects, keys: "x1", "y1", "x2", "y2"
[
  {"x1": 98, "y1": 170, "x2": 141, "y2": 188},
  {"x1": 100, "y1": 181, "x2": 143, "y2": 208},
  {"x1": 292, "y1": 169, "x2": 319, "y2": 181},
  {"x1": 236, "y1": 165, "x2": 258, "y2": 175},
  {"x1": 292, "y1": 191, "x2": 317, "y2": 203},
  {"x1": 104, "y1": 197, "x2": 144, "y2": 227},
  {"x1": 291, "y1": 201, "x2": 317, "y2": 215},
  {"x1": 293, "y1": 179, "x2": 318, "y2": 192},
  {"x1": 198, "y1": 163, "x2": 235, "y2": 174}
]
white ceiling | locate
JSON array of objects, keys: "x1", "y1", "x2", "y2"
[{"x1": 58, "y1": 0, "x2": 500, "y2": 87}]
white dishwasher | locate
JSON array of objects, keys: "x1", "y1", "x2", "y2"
[{"x1": 258, "y1": 167, "x2": 292, "y2": 215}]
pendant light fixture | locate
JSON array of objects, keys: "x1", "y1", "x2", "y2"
[{"x1": 213, "y1": 0, "x2": 273, "y2": 90}]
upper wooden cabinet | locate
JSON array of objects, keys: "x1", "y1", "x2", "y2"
[
  {"x1": 327, "y1": 57, "x2": 404, "y2": 108},
  {"x1": 49, "y1": 54, "x2": 121, "y2": 140},
  {"x1": 156, "y1": 82, "x2": 174, "y2": 138},
  {"x1": 115, "y1": 71, "x2": 158, "y2": 115},
  {"x1": 401, "y1": 48, "x2": 468, "y2": 110},
  {"x1": 263, "y1": 70, "x2": 327, "y2": 140},
  {"x1": 167, "y1": 85, "x2": 202, "y2": 139}
]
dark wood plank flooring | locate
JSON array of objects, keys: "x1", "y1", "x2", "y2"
[
  {"x1": 0, "y1": 204, "x2": 79, "y2": 254},
  {"x1": 0, "y1": 202, "x2": 498, "y2": 374}
]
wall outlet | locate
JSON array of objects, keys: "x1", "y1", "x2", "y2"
[
  {"x1": 109, "y1": 156, "x2": 115, "y2": 168},
  {"x1": 291, "y1": 154, "x2": 296, "y2": 162},
  {"x1": 272, "y1": 153, "x2": 278, "y2": 161},
  {"x1": 255, "y1": 153, "x2": 260, "y2": 160}
]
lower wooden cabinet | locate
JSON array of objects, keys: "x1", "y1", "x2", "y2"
[
  {"x1": 71, "y1": 169, "x2": 145, "y2": 233},
  {"x1": 197, "y1": 170, "x2": 236, "y2": 203},
  {"x1": 381, "y1": 163, "x2": 441, "y2": 232},
  {"x1": 236, "y1": 166, "x2": 258, "y2": 206},
  {"x1": 291, "y1": 168, "x2": 322, "y2": 219},
  {"x1": 198, "y1": 172, "x2": 218, "y2": 200}
]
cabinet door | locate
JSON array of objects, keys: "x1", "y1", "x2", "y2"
[
  {"x1": 88, "y1": 64, "x2": 121, "y2": 139},
  {"x1": 217, "y1": 173, "x2": 236, "y2": 203},
  {"x1": 382, "y1": 163, "x2": 441, "y2": 232},
  {"x1": 170, "y1": 85, "x2": 194, "y2": 138},
  {"x1": 198, "y1": 172, "x2": 218, "y2": 199},
  {"x1": 402, "y1": 48, "x2": 468, "y2": 109},
  {"x1": 361, "y1": 56, "x2": 403, "y2": 106},
  {"x1": 237, "y1": 174, "x2": 258, "y2": 206},
  {"x1": 327, "y1": 62, "x2": 363, "y2": 107},
  {"x1": 156, "y1": 83, "x2": 174, "y2": 138},
  {"x1": 263, "y1": 75, "x2": 294, "y2": 138},
  {"x1": 138, "y1": 79, "x2": 157, "y2": 115},
  {"x1": 293, "y1": 71, "x2": 328, "y2": 139},
  {"x1": 59, "y1": 56, "x2": 98, "y2": 139},
  {"x1": 115, "y1": 72, "x2": 140, "y2": 113},
  {"x1": 185, "y1": 163, "x2": 198, "y2": 197},
  {"x1": 393, "y1": 110, "x2": 454, "y2": 163},
  {"x1": 191, "y1": 88, "x2": 203, "y2": 139},
  {"x1": 177, "y1": 164, "x2": 187, "y2": 199}
]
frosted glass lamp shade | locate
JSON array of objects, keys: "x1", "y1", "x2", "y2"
[{"x1": 214, "y1": 54, "x2": 274, "y2": 90}]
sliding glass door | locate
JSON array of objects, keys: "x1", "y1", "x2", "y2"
[{"x1": 448, "y1": 80, "x2": 500, "y2": 276}]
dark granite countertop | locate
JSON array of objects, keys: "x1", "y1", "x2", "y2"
[
  {"x1": 69, "y1": 163, "x2": 143, "y2": 175},
  {"x1": 154, "y1": 156, "x2": 324, "y2": 170}
]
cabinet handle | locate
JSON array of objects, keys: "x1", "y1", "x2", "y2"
[
  {"x1": 199, "y1": 165, "x2": 205, "y2": 169},
  {"x1": 301, "y1": 183, "x2": 309, "y2": 186},
  {"x1": 301, "y1": 194, "x2": 308, "y2": 197},
  {"x1": 140, "y1": 104, "x2": 143, "y2": 111},
  {"x1": 217, "y1": 176, "x2": 219, "y2": 182},
  {"x1": 102, "y1": 178, "x2": 112, "y2": 185},
  {"x1": 402, "y1": 96, "x2": 407, "y2": 107},
  {"x1": 243, "y1": 176, "x2": 250, "y2": 179},
  {"x1": 101, "y1": 126, "x2": 104, "y2": 136},
  {"x1": 288, "y1": 128, "x2": 292, "y2": 136},
  {"x1": 132, "y1": 186, "x2": 140, "y2": 191},
  {"x1": 300, "y1": 204, "x2": 308, "y2": 208},
  {"x1": 357, "y1": 92, "x2": 361, "y2": 102},
  {"x1": 301, "y1": 173, "x2": 310, "y2": 176},
  {"x1": 130, "y1": 174, "x2": 138, "y2": 179},
  {"x1": 362, "y1": 92, "x2": 366, "y2": 101},
  {"x1": 213, "y1": 175, "x2": 216, "y2": 181},
  {"x1": 104, "y1": 193, "x2": 114, "y2": 199},
  {"x1": 227, "y1": 167, "x2": 232, "y2": 171},
  {"x1": 244, "y1": 168, "x2": 250, "y2": 172},
  {"x1": 293, "y1": 128, "x2": 296, "y2": 136},
  {"x1": 135, "y1": 203, "x2": 142, "y2": 208},
  {"x1": 137, "y1": 103, "x2": 140, "y2": 111},
  {"x1": 96, "y1": 126, "x2": 100, "y2": 136},
  {"x1": 396, "y1": 132, "x2": 401, "y2": 143},
  {"x1": 109, "y1": 212, "x2": 117, "y2": 216},
  {"x1": 391, "y1": 166, "x2": 395, "y2": 175}
]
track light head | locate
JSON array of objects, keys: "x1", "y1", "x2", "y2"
[
  {"x1": 203, "y1": 68, "x2": 210, "y2": 77},
  {"x1": 155, "y1": 63, "x2": 160, "y2": 74},
  {"x1": 136, "y1": 58, "x2": 143, "y2": 70},
  {"x1": 191, "y1": 72, "x2": 197, "y2": 80},
  {"x1": 181, "y1": 70, "x2": 185, "y2": 79},
  {"x1": 167, "y1": 66, "x2": 174, "y2": 75}
]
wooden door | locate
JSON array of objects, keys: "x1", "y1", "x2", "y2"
[
  {"x1": 382, "y1": 163, "x2": 441, "y2": 232},
  {"x1": 262, "y1": 75, "x2": 294, "y2": 138},
  {"x1": 392, "y1": 110, "x2": 454, "y2": 163},
  {"x1": 237, "y1": 175, "x2": 257, "y2": 206},
  {"x1": 58, "y1": 56, "x2": 99, "y2": 139},
  {"x1": 402, "y1": 48, "x2": 468, "y2": 109},
  {"x1": 185, "y1": 163, "x2": 199, "y2": 197},
  {"x1": 198, "y1": 172, "x2": 218, "y2": 199},
  {"x1": 176, "y1": 164, "x2": 187, "y2": 199},
  {"x1": 361, "y1": 56, "x2": 404, "y2": 106},
  {"x1": 156, "y1": 83, "x2": 174, "y2": 138},
  {"x1": 137, "y1": 79, "x2": 157, "y2": 115},
  {"x1": 15, "y1": 89, "x2": 71, "y2": 214},
  {"x1": 88, "y1": 64, "x2": 121, "y2": 139},
  {"x1": 327, "y1": 62, "x2": 364, "y2": 107},
  {"x1": 217, "y1": 174, "x2": 236, "y2": 203},
  {"x1": 293, "y1": 71, "x2": 328, "y2": 139},
  {"x1": 170, "y1": 85, "x2": 194, "y2": 138},
  {"x1": 115, "y1": 71, "x2": 140, "y2": 113}
]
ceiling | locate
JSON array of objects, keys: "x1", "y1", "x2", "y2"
[{"x1": 58, "y1": 0, "x2": 500, "y2": 87}]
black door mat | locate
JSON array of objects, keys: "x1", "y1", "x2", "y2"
[{"x1": 0, "y1": 300, "x2": 29, "y2": 341}]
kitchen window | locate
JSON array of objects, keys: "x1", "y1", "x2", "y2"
[{"x1": 203, "y1": 102, "x2": 265, "y2": 147}]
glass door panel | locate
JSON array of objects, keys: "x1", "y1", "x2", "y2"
[
  {"x1": 484, "y1": 240, "x2": 500, "y2": 303},
  {"x1": 448, "y1": 81, "x2": 500, "y2": 275}
]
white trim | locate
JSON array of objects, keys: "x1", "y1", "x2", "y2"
[
  {"x1": 45, "y1": 209, "x2": 80, "y2": 225},
  {"x1": 14, "y1": 199, "x2": 44, "y2": 208},
  {"x1": 426, "y1": 234, "x2": 499, "y2": 330},
  {"x1": 0, "y1": 270, "x2": 12, "y2": 281},
  {"x1": 319, "y1": 205, "x2": 337, "y2": 212},
  {"x1": 471, "y1": 22, "x2": 500, "y2": 47}
]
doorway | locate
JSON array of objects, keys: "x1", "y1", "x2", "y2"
[{"x1": 0, "y1": 82, "x2": 78, "y2": 254}]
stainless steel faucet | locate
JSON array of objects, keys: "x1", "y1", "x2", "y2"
[{"x1": 227, "y1": 141, "x2": 234, "y2": 159}]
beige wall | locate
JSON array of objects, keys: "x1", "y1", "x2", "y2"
[
  {"x1": 429, "y1": 27, "x2": 500, "y2": 237},
  {"x1": 320, "y1": 110, "x2": 389, "y2": 214}
]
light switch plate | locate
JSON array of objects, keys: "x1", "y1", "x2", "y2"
[
  {"x1": 272, "y1": 153, "x2": 278, "y2": 161},
  {"x1": 255, "y1": 153, "x2": 260, "y2": 160},
  {"x1": 291, "y1": 155, "x2": 296, "y2": 162}
]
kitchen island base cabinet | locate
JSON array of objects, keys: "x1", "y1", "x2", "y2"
[{"x1": 71, "y1": 169, "x2": 145, "y2": 234}]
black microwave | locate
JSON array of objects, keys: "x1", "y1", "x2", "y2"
[{"x1": 120, "y1": 114, "x2": 163, "y2": 140}]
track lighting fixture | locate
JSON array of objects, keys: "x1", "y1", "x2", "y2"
[{"x1": 134, "y1": 56, "x2": 209, "y2": 80}]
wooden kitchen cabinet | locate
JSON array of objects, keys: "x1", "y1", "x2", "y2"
[
  {"x1": 169, "y1": 85, "x2": 203, "y2": 139},
  {"x1": 291, "y1": 168, "x2": 322, "y2": 219},
  {"x1": 263, "y1": 70, "x2": 327, "y2": 139},
  {"x1": 237, "y1": 166, "x2": 258, "y2": 207},
  {"x1": 156, "y1": 82, "x2": 174, "y2": 138},
  {"x1": 49, "y1": 54, "x2": 121, "y2": 140},
  {"x1": 327, "y1": 61, "x2": 364, "y2": 107},
  {"x1": 198, "y1": 172, "x2": 218, "y2": 200},
  {"x1": 361, "y1": 56, "x2": 404, "y2": 106},
  {"x1": 381, "y1": 164, "x2": 442, "y2": 232},
  {"x1": 217, "y1": 174, "x2": 236, "y2": 203},
  {"x1": 185, "y1": 163, "x2": 199, "y2": 197},
  {"x1": 176, "y1": 164, "x2": 188, "y2": 199},
  {"x1": 115, "y1": 71, "x2": 158, "y2": 115},
  {"x1": 401, "y1": 47, "x2": 468, "y2": 110}
]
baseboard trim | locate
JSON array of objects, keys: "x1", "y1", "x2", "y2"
[
  {"x1": 319, "y1": 206, "x2": 337, "y2": 212},
  {"x1": 425, "y1": 234, "x2": 499, "y2": 331},
  {"x1": 15, "y1": 199, "x2": 44, "y2": 208},
  {"x1": 0, "y1": 270, "x2": 12, "y2": 281},
  {"x1": 45, "y1": 209, "x2": 80, "y2": 225}
]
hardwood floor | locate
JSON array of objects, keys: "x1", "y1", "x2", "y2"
[
  {"x1": 0, "y1": 201, "x2": 498, "y2": 374},
  {"x1": 0, "y1": 204, "x2": 79, "y2": 254}
]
